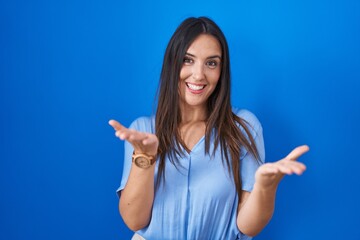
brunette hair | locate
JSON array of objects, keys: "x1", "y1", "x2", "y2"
[{"x1": 155, "y1": 16, "x2": 259, "y2": 200}]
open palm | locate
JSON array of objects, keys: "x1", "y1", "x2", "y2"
[
  {"x1": 109, "y1": 119, "x2": 159, "y2": 156},
  {"x1": 255, "y1": 145, "x2": 309, "y2": 189}
]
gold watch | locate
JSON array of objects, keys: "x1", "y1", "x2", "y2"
[{"x1": 132, "y1": 152, "x2": 156, "y2": 169}]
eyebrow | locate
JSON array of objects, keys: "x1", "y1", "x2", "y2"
[{"x1": 185, "y1": 52, "x2": 222, "y2": 60}]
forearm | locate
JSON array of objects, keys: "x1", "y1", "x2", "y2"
[
  {"x1": 237, "y1": 145, "x2": 309, "y2": 236},
  {"x1": 237, "y1": 183, "x2": 277, "y2": 237},
  {"x1": 119, "y1": 163, "x2": 155, "y2": 231}
]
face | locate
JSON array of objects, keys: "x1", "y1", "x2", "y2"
[{"x1": 179, "y1": 34, "x2": 222, "y2": 110}]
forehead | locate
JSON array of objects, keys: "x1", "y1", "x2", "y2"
[{"x1": 186, "y1": 34, "x2": 222, "y2": 56}]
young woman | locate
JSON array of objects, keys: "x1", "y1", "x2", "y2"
[{"x1": 109, "y1": 16, "x2": 309, "y2": 240}]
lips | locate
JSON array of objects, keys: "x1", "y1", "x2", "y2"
[{"x1": 186, "y1": 83, "x2": 206, "y2": 94}]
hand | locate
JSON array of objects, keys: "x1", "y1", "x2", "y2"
[
  {"x1": 255, "y1": 145, "x2": 310, "y2": 190},
  {"x1": 108, "y1": 119, "x2": 159, "y2": 156}
]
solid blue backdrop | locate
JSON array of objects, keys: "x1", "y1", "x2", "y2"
[{"x1": 1, "y1": 0, "x2": 359, "y2": 239}]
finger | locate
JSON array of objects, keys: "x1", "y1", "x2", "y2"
[
  {"x1": 259, "y1": 163, "x2": 280, "y2": 175},
  {"x1": 285, "y1": 145, "x2": 310, "y2": 161},
  {"x1": 292, "y1": 165, "x2": 306, "y2": 175},
  {"x1": 116, "y1": 129, "x2": 139, "y2": 142},
  {"x1": 276, "y1": 162, "x2": 293, "y2": 175},
  {"x1": 128, "y1": 130, "x2": 148, "y2": 143},
  {"x1": 109, "y1": 119, "x2": 126, "y2": 131},
  {"x1": 278, "y1": 161, "x2": 306, "y2": 175},
  {"x1": 128, "y1": 131, "x2": 142, "y2": 142},
  {"x1": 115, "y1": 130, "x2": 128, "y2": 140},
  {"x1": 264, "y1": 166, "x2": 280, "y2": 175},
  {"x1": 287, "y1": 162, "x2": 306, "y2": 175},
  {"x1": 291, "y1": 161, "x2": 306, "y2": 173}
]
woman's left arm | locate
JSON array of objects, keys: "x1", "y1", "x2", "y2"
[{"x1": 236, "y1": 145, "x2": 310, "y2": 237}]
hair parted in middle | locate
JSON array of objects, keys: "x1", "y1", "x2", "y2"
[{"x1": 155, "y1": 16, "x2": 259, "y2": 201}]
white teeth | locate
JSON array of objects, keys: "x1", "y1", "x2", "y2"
[{"x1": 187, "y1": 83, "x2": 205, "y2": 91}]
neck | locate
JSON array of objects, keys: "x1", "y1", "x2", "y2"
[{"x1": 180, "y1": 103, "x2": 208, "y2": 124}]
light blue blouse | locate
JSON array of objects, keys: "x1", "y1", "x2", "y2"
[{"x1": 117, "y1": 109, "x2": 265, "y2": 240}]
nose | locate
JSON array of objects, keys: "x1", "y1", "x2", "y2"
[{"x1": 192, "y1": 63, "x2": 205, "y2": 81}]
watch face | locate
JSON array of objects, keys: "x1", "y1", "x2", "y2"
[{"x1": 135, "y1": 157, "x2": 151, "y2": 168}]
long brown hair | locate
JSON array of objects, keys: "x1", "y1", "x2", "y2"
[{"x1": 155, "y1": 17, "x2": 259, "y2": 201}]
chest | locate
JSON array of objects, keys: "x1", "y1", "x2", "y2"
[
  {"x1": 180, "y1": 121, "x2": 206, "y2": 152},
  {"x1": 155, "y1": 141, "x2": 236, "y2": 202}
]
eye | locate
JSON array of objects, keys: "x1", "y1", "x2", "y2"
[
  {"x1": 183, "y1": 57, "x2": 194, "y2": 65},
  {"x1": 206, "y1": 60, "x2": 219, "y2": 69}
]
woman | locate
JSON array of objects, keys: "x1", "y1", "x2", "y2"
[{"x1": 109, "y1": 16, "x2": 309, "y2": 239}]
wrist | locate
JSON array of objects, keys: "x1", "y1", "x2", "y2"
[
  {"x1": 132, "y1": 151, "x2": 157, "y2": 169},
  {"x1": 133, "y1": 149, "x2": 157, "y2": 157},
  {"x1": 253, "y1": 182, "x2": 278, "y2": 194}
]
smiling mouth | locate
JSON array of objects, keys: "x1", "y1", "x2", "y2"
[{"x1": 186, "y1": 83, "x2": 206, "y2": 91}]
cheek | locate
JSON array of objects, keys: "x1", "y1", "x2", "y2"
[
  {"x1": 208, "y1": 70, "x2": 221, "y2": 85},
  {"x1": 178, "y1": 69, "x2": 187, "y2": 95},
  {"x1": 179, "y1": 67, "x2": 191, "y2": 81}
]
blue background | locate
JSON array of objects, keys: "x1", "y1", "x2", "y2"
[{"x1": 1, "y1": 0, "x2": 359, "y2": 239}]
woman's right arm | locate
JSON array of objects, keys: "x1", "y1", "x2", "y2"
[{"x1": 109, "y1": 119, "x2": 159, "y2": 231}]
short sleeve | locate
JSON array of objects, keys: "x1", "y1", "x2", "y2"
[
  {"x1": 116, "y1": 116, "x2": 155, "y2": 197},
  {"x1": 235, "y1": 109, "x2": 265, "y2": 192}
]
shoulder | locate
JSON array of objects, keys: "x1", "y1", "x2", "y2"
[
  {"x1": 233, "y1": 108, "x2": 266, "y2": 163},
  {"x1": 232, "y1": 108, "x2": 263, "y2": 134},
  {"x1": 129, "y1": 116, "x2": 155, "y2": 133}
]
